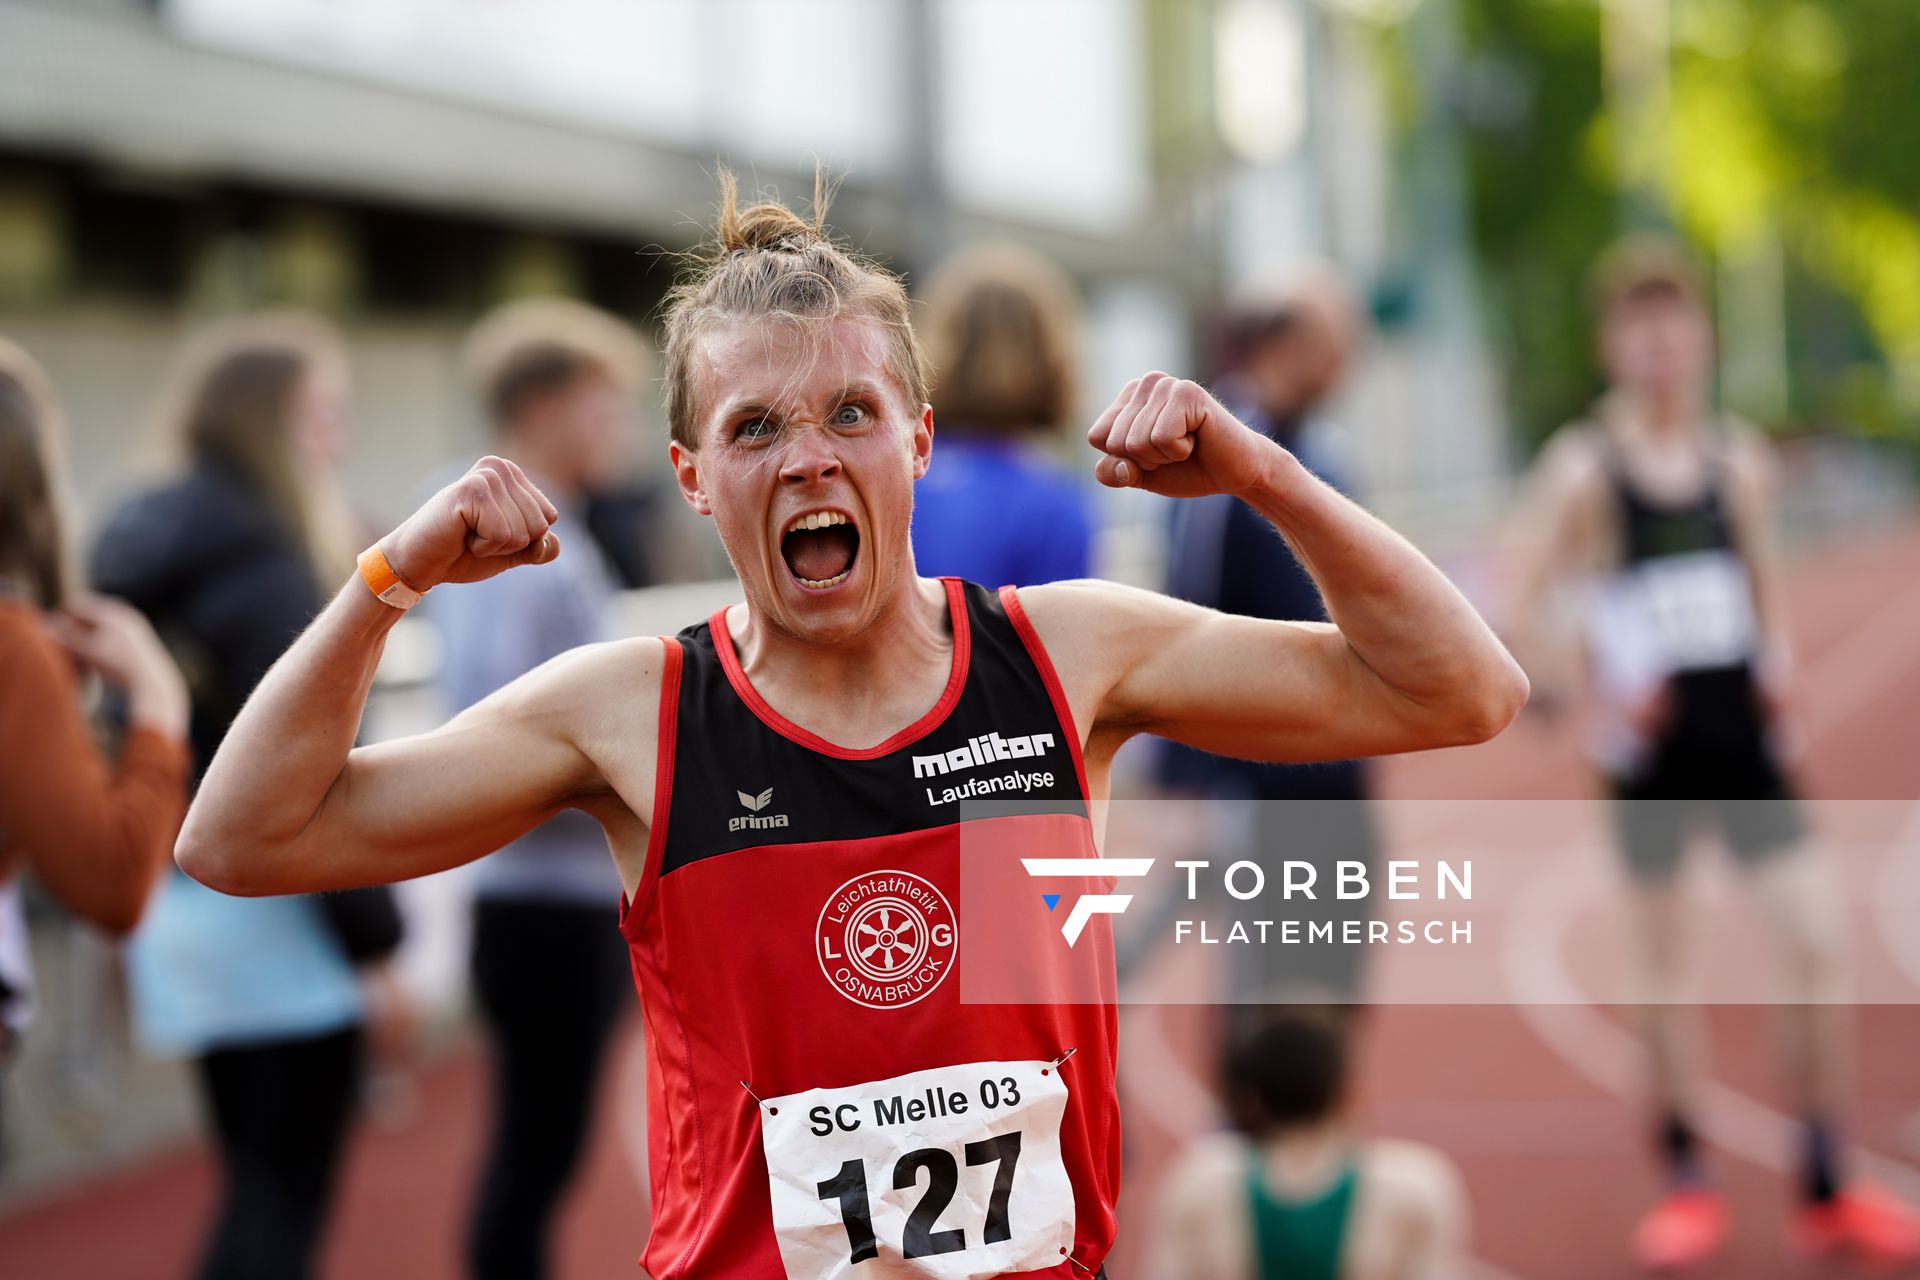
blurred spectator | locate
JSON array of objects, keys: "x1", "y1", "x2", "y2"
[
  {"x1": 1506, "y1": 236, "x2": 1920, "y2": 1271},
  {"x1": 91, "y1": 314, "x2": 407, "y2": 1280},
  {"x1": 912, "y1": 242, "x2": 1096, "y2": 586},
  {"x1": 1150, "y1": 1008, "x2": 1468, "y2": 1280},
  {"x1": 1158, "y1": 267, "x2": 1378, "y2": 1006},
  {"x1": 0, "y1": 339, "x2": 190, "y2": 1070},
  {"x1": 436, "y1": 297, "x2": 646, "y2": 1280}
]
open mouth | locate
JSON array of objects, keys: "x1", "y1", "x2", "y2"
[{"x1": 779, "y1": 509, "x2": 861, "y2": 590}]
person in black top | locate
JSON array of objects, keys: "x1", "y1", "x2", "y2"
[
  {"x1": 1510, "y1": 237, "x2": 1920, "y2": 1272},
  {"x1": 93, "y1": 314, "x2": 407, "y2": 1280}
]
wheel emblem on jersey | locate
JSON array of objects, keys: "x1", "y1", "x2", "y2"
[{"x1": 816, "y1": 870, "x2": 956, "y2": 1009}]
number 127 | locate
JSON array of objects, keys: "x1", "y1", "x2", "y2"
[{"x1": 817, "y1": 1131, "x2": 1023, "y2": 1261}]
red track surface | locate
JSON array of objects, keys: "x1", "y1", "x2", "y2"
[{"x1": 3, "y1": 522, "x2": 1916, "y2": 1279}]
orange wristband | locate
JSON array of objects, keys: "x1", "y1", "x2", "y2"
[{"x1": 357, "y1": 543, "x2": 425, "y2": 610}]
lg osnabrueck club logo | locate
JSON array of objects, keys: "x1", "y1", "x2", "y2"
[
  {"x1": 1022, "y1": 857, "x2": 1155, "y2": 946},
  {"x1": 817, "y1": 870, "x2": 956, "y2": 1009}
]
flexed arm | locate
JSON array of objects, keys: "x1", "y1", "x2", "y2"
[
  {"x1": 177, "y1": 457, "x2": 616, "y2": 895},
  {"x1": 1026, "y1": 373, "x2": 1528, "y2": 763}
]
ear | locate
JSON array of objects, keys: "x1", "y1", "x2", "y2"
[
  {"x1": 668, "y1": 440, "x2": 711, "y2": 517},
  {"x1": 910, "y1": 403, "x2": 934, "y2": 481}
]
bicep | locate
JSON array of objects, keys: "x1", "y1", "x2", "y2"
[
  {"x1": 1027, "y1": 581, "x2": 1440, "y2": 766},
  {"x1": 285, "y1": 661, "x2": 609, "y2": 891},
  {"x1": 1116, "y1": 601, "x2": 1435, "y2": 762}
]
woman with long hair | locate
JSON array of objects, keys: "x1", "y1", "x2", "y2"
[
  {"x1": 0, "y1": 338, "x2": 189, "y2": 1058},
  {"x1": 911, "y1": 241, "x2": 1098, "y2": 586},
  {"x1": 91, "y1": 314, "x2": 404, "y2": 1280}
]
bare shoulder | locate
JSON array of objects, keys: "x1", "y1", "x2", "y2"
[
  {"x1": 1529, "y1": 419, "x2": 1612, "y2": 499},
  {"x1": 1160, "y1": 1132, "x2": 1251, "y2": 1209},
  {"x1": 1015, "y1": 577, "x2": 1195, "y2": 656},
  {"x1": 467, "y1": 635, "x2": 672, "y2": 786},
  {"x1": 1719, "y1": 415, "x2": 1782, "y2": 496},
  {"x1": 486, "y1": 634, "x2": 670, "y2": 720},
  {"x1": 1356, "y1": 1137, "x2": 1467, "y2": 1225},
  {"x1": 1011, "y1": 578, "x2": 1202, "y2": 733},
  {"x1": 1152, "y1": 1134, "x2": 1255, "y2": 1280}
]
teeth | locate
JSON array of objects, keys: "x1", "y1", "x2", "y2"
[
  {"x1": 797, "y1": 568, "x2": 852, "y2": 589},
  {"x1": 787, "y1": 511, "x2": 849, "y2": 534}
]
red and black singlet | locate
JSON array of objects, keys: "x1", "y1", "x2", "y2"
[{"x1": 620, "y1": 579, "x2": 1120, "y2": 1278}]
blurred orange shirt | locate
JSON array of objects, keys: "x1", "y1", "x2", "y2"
[{"x1": 0, "y1": 598, "x2": 188, "y2": 934}]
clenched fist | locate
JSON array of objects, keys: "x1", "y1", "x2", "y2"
[
  {"x1": 1086, "y1": 372, "x2": 1281, "y2": 499},
  {"x1": 382, "y1": 456, "x2": 562, "y2": 591}
]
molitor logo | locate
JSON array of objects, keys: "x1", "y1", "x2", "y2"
[
  {"x1": 816, "y1": 870, "x2": 956, "y2": 1008},
  {"x1": 1022, "y1": 858, "x2": 1156, "y2": 946}
]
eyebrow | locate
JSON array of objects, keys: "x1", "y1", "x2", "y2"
[{"x1": 713, "y1": 381, "x2": 891, "y2": 423}]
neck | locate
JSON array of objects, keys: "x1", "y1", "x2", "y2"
[
  {"x1": 1259, "y1": 1115, "x2": 1353, "y2": 1190},
  {"x1": 1623, "y1": 385, "x2": 1705, "y2": 436},
  {"x1": 732, "y1": 574, "x2": 953, "y2": 739}
]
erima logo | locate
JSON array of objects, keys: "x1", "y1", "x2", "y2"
[
  {"x1": 730, "y1": 787, "x2": 790, "y2": 833},
  {"x1": 1022, "y1": 858, "x2": 1156, "y2": 946},
  {"x1": 912, "y1": 731, "x2": 1055, "y2": 779}
]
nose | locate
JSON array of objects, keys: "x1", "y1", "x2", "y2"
[{"x1": 778, "y1": 426, "x2": 842, "y2": 486}]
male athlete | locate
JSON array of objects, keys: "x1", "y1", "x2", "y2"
[
  {"x1": 179, "y1": 182, "x2": 1526, "y2": 1278},
  {"x1": 1509, "y1": 236, "x2": 1920, "y2": 1271}
]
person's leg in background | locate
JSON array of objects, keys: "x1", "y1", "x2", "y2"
[
  {"x1": 1615, "y1": 796, "x2": 1732, "y2": 1271},
  {"x1": 1622, "y1": 854, "x2": 1709, "y2": 1185},
  {"x1": 1742, "y1": 826, "x2": 1920, "y2": 1264},
  {"x1": 466, "y1": 899, "x2": 632, "y2": 1280},
  {"x1": 1743, "y1": 835, "x2": 1849, "y2": 1195},
  {"x1": 195, "y1": 1026, "x2": 364, "y2": 1280}
]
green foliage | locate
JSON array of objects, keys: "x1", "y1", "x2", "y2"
[{"x1": 1430, "y1": 0, "x2": 1920, "y2": 450}]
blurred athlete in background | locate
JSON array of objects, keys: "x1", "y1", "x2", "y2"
[
  {"x1": 1509, "y1": 236, "x2": 1920, "y2": 1272},
  {"x1": 1150, "y1": 1008, "x2": 1468, "y2": 1280},
  {"x1": 177, "y1": 175, "x2": 1526, "y2": 1277}
]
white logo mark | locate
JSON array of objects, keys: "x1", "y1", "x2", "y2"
[{"x1": 1021, "y1": 858, "x2": 1156, "y2": 946}]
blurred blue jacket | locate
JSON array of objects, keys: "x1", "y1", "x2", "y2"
[{"x1": 911, "y1": 436, "x2": 1095, "y2": 588}]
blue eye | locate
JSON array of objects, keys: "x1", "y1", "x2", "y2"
[
  {"x1": 737, "y1": 417, "x2": 775, "y2": 441},
  {"x1": 833, "y1": 404, "x2": 867, "y2": 427}
]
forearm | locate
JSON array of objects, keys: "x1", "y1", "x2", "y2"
[
  {"x1": 1239, "y1": 444, "x2": 1526, "y2": 728},
  {"x1": 177, "y1": 577, "x2": 400, "y2": 887}
]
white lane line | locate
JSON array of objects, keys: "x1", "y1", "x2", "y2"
[
  {"x1": 1473, "y1": 1261, "x2": 1532, "y2": 1280},
  {"x1": 1870, "y1": 803, "x2": 1920, "y2": 990},
  {"x1": 1507, "y1": 832, "x2": 1920, "y2": 1201}
]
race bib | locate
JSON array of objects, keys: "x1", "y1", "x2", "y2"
[
  {"x1": 759, "y1": 1059, "x2": 1075, "y2": 1280},
  {"x1": 1629, "y1": 550, "x2": 1756, "y2": 673}
]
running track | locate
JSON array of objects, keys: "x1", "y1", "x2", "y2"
[{"x1": 2, "y1": 521, "x2": 1916, "y2": 1278}]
